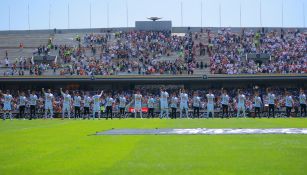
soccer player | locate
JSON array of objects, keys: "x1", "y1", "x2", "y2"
[
  {"x1": 285, "y1": 90, "x2": 294, "y2": 118},
  {"x1": 92, "y1": 90, "x2": 103, "y2": 119},
  {"x1": 170, "y1": 93, "x2": 178, "y2": 119},
  {"x1": 118, "y1": 94, "x2": 127, "y2": 119},
  {"x1": 179, "y1": 89, "x2": 189, "y2": 118},
  {"x1": 220, "y1": 88, "x2": 230, "y2": 118},
  {"x1": 160, "y1": 88, "x2": 169, "y2": 119},
  {"x1": 105, "y1": 93, "x2": 114, "y2": 120},
  {"x1": 254, "y1": 91, "x2": 262, "y2": 118},
  {"x1": 0, "y1": 90, "x2": 13, "y2": 120},
  {"x1": 192, "y1": 92, "x2": 201, "y2": 118},
  {"x1": 134, "y1": 90, "x2": 143, "y2": 119},
  {"x1": 299, "y1": 88, "x2": 306, "y2": 117},
  {"x1": 147, "y1": 95, "x2": 155, "y2": 118},
  {"x1": 18, "y1": 91, "x2": 27, "y2": 119},
  {"x1": 266, "y1": 88, "x2": 276, "y2": 118},
  {"x1": 237, "y1": 89, "x2": 246, "y2": 118},
  {"x1": 42, "y1": 88, "x2": 54, "y2": 119},
  {"x1": 60, "y1": 88, "x2": 72, "y2": 119},
  {"x1": 28, "y1": 90, "x2": 38, "y2": 120},
  {"x1": 206, "y1": 90, "x2": 215, "y2": 118},
  {"x1": 83, "y1": 91, "x2": 92, "y2": 119},
  {"x1": 73, "y1": 91, "x2": 82, "y2": 119}
]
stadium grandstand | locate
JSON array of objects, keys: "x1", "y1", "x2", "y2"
[
  {"x1": 0, "y1": 27, "x2": 305, "y2": 77},
  {"x1": 0, "y1": 0, "x2": 307, "y2": 174}
]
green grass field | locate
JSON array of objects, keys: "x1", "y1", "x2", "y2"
[{"x1": 1, "y1": 118, "x2": 307, "y2": 175}]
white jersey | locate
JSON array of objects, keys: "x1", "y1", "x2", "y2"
[
  {"x1": 171, "y1": 97, "x2": 178, "y2": 108},
  {"x1": 62, "y1": 94, "x2": 71, "y2": 106},
  {"x1": 29, "y1": 94, "x2": 38, "y2": 106},
  {"x1": 74, "y1": 96, "x2": 81, "y2": 107},
  {"x1": 19, "y1": 96, "x2": 27, "y2": 106},
  {"x1": 206, "y1": 94, "x2": 215, "y2": 105},
  {"x1": 299, "y1": 94, "x2": 306, "y2": 105},
  {"x1": 285, "y1": 96, "x2": 294, "y2": 107},
  {"x1": 180, "y1": 93, "x2": 188, "y2": 105},
  {"x1": 160, "y1": 91, "x2": 169, "y2": 105},
  {"x1": 44, "y1": 93, "x2": 54, "y2": 106},
  {"x1": 238, "y1": 94, "x2": 246, "y2": 106},
  {"x1": 254, "y1": 96, "x2": 262, "y2": 108},
  {"x1": 4, "y1": 94, "x2": 12, "y2": 105},
  {"x1": 221, "y1": 94, "x2": 229, "y2": 105},
  {"x1": 119, "y1": 97, "x2": 126, "y2": 108},
  {"x1": 193, "y1": 96, "x2": 201, "y2": 107},
  {"x1": 93, "y1": 95, "x2": 101, "y2": 106},
  {"x1": 268, "y1": 93, "x2": 275, "y2": 105},
  {"x1": 148, "y1": 98, "x2": 155, "y2": 108},
  {"x1": 83, "y1": 96, "x2": 91, "y2": 107},
  {"x1": 134, "y1": 94, "x2": 142, "y2": 108},
  {"x1": 106, "y1": 97, "x2": 114, "y2": 107}
]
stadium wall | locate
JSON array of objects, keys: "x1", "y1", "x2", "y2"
[{"x1": 0, "y1": 75, "x2": 305, "y2": 91}]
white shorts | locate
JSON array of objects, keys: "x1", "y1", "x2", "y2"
[
  {"x1": 180, "y1": 103, "x2": 188, "y2": 110},
  {"x1": 93, "y1": 105, "x2": 100, "y2": 112},
  {"x1": 3, "y1": 103, "x2": 11, "y2": 111},
  {"x1": 62, "y1": 105, "x2": 70, "y2": 112},
  {"x1": 160, "y1": 103, "x2": 168, "y2": 109},
  {"x1": 207, "y1": 104, "x2": 214, "y2": 111},
  {"x1": 135, "y1": 103, "x2": 142, "y2": 109},
  {"x1": 135, "y1": 106, "x2": 142, "y2": 112},
  {"x1": 45, "y1": 104, "x2": 53, "y2": 110},
  {"x1": 238, "y1": 105, "x2": 245, "y2": 111}
]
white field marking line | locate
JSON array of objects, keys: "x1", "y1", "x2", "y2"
[{"x1": 98, "y1": 128, "x2": 307, "y2": 135}]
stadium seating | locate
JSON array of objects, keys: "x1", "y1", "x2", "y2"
[{"x1": 0, "y1": 28, "x2": 305, "y2": 76}]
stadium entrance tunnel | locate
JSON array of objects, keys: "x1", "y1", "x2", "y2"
[{"x1": 96, "y1": 128, "x2": 307, "y2": 135}]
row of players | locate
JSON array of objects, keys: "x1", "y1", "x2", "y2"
[{"x1": 0, "y1": 88, "x2": 306, "y2": 120}]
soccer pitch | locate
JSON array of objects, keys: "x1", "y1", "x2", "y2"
[{"x1": 1, "y1": 118, "x2": 307, "y2": 175}]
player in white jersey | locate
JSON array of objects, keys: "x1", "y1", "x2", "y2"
[
  {"x1": 147, "y1": 95, "x2": 156, "y2": 118},
  {"x1": 206, "y1": 90, "x2": 215, "y2": 118},
  {"x1": 220, "y1": 88, "x2": 230, "y2": 118},
  {"x1": 160, "y1": 88, "x2": 169, "y2": 119},
  {"x1": 299, "y1": 88, "x2": 306, "y2": 117},
  {"x1": 118, "y1": 95, "x2": 127, "y2": 119},
  {"x1": 179, "y1": 89, "x2": 189, "y2": 118},
  {"x1": 134, "y1": 90, "x2": 143, "y2": 118},
  {"x1": 18, "y1": 91, "x2": 27, "y2": 119},
  {"x1": 192, "y1": 92, "x2": 201, "y2": 118},
  {"x1": 0, "y1": 90, "x2": 13, "y2": 120},
  {"x1": 105, "y1": 93, "x2": 115, "y2": 120},
  {"x1": 60, "y1": 88, "x2": 72, "y2": 119},
  {"x1": 170, "y1": 93, "x2": 178, "y2": 119},
  {"x1": 266, "y1": 88, "x2": 276, "y2": 118},
  {"x1": 73, "y1": 91, "x2": 82, "y2": 119},
  {"x1": 42, "y1": 88, "x2": 54, "y2": 119},
  {"x1": 237, "y1": 89, "x2": 246, "y2": 118},
  {"x1": 83, "y1": 91, "x2": 91, "y2": 119},
  {"x1": 285, "y1": 90, "x2": 294, "y2": 118},
  {"x1": 92, "y1": 90, "x2": 103, "y2": 119},
  {"x1": 253, "y1": 91, "x2": 262, "y2": 118},
  {"x1": 28, "y1": 90, "x2": 38, "y2": 120}
]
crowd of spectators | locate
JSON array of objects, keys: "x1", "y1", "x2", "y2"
[
  {"x1": 57, "y1": 31, "x2": 197, "y2": 76},
  {"x1": 1, "y1": 28, "x2": 306, "y2": 76},
  {"x1": 209, "y1": 28, "x2": 306, "y2": 74}
]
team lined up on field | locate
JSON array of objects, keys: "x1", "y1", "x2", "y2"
[{"x1": 0, "y1": 87, "x2": 306, "y2": 120}]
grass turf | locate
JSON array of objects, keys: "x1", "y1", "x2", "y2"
[{"x1": 0, "y1": 118, "x2": 307, "y2": 175}]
